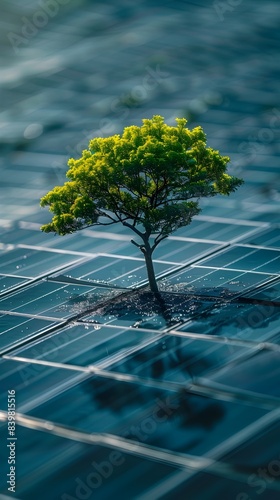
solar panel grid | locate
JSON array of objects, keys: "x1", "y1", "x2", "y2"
[
  {"x1": 0, "y1": 0, "x2": 280, "y2": 497},
  {"x1": 1, "y1": 217, "x2": 280, "y2": 498}
]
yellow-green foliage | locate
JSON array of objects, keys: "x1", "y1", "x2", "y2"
[{"x1": 40, "y1": 115, "x2": 243, "y2": 238}]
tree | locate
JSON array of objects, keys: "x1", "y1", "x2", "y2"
[{"x1": 40, "y1": 115, "x2": 243, "y2": 293}]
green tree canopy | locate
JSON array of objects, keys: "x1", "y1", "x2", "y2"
[{"x1": 40, "y1": 115, "x2": 243, "y2": 292}]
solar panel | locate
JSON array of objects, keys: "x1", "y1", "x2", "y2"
[{"x1": 1, "y1": 1, "x2": 280, "y2": 498}]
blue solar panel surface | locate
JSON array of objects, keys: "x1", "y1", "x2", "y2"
[{"x1": 0, "y1": 1, "x2": 280, "y2": 499}]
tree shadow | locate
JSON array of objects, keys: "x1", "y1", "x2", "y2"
[{"x1": 79, "y1": 288, "x2": 220, "y2": 328}]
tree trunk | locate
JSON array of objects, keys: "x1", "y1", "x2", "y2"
[
  {"x1": 143, "y1": 247, "x2": 159, "y2": 293},
  {"x1": 153, "y1": 292, "x2": 174, "y2": 326}
]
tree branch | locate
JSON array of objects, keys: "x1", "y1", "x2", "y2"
[
  {"x1": 123, "y1": 220, "x2": 145, "y2": 239},
  {"x1": 151, "y1": 233, "x2": 169, "y2": 252},
  {"x1": 131, "y1": 239, "x2": 141, "y2": 248},
  {"x1": 96, "y1": 220, "x2": 119, "y2": 226},
  {"x1": 97, "y1": 209, "x2": 119, "y2": 222},
  {"x1": 154, "y1": 194, "x2": 202, "y2": 208}
]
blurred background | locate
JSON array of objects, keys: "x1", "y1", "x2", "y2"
[{"x1": 0, "y1": 0, "x2": 279, "y2": 227}]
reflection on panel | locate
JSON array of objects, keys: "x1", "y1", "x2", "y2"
[
  {"x1": 51, "y1": 255, "x2": 176, "y2": 288},
  {"x1": 0, "y1": 2, "x2": 279, "y2": 498},
  {"x1": 0, "y1": 424, "x2": 180, "y2": 500},
  {"x1": 106, "y1": 335, "x2": 253, "y2": 384},
  {"x1": 0, "y1": 314, "x2": 58, "y2": 353},
  {"x1": 8, "y1": 324, "x2": 160, "y2": 367},
  {"x1": 161, "y1": 266, "x2": 275, "y2": 296},
  {"x1": 0, "y1": 274, "x2": 29, "y2": 295},
  {"x1": 0, "y1": 281, "x2": 117, "y2": 319},
  {"x1": 197, "y1": 246, "x2": 280, "y2": 274},
  {"x1": 0, "y1": 246, "x2": 84, "y2": 278},
  {"x1": 27, "y1": 377, "x2": 267, "y2": 457},
  {"x1": 209, "y1": 350, "x2": 280, "y2": 398},
  {"x1": 0, "y1": 358, "x2": 88, "y2": 411}
]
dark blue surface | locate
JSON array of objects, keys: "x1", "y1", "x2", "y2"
[{"x1": 0, "y1": 1, "x2": 280, "y2": 498}]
